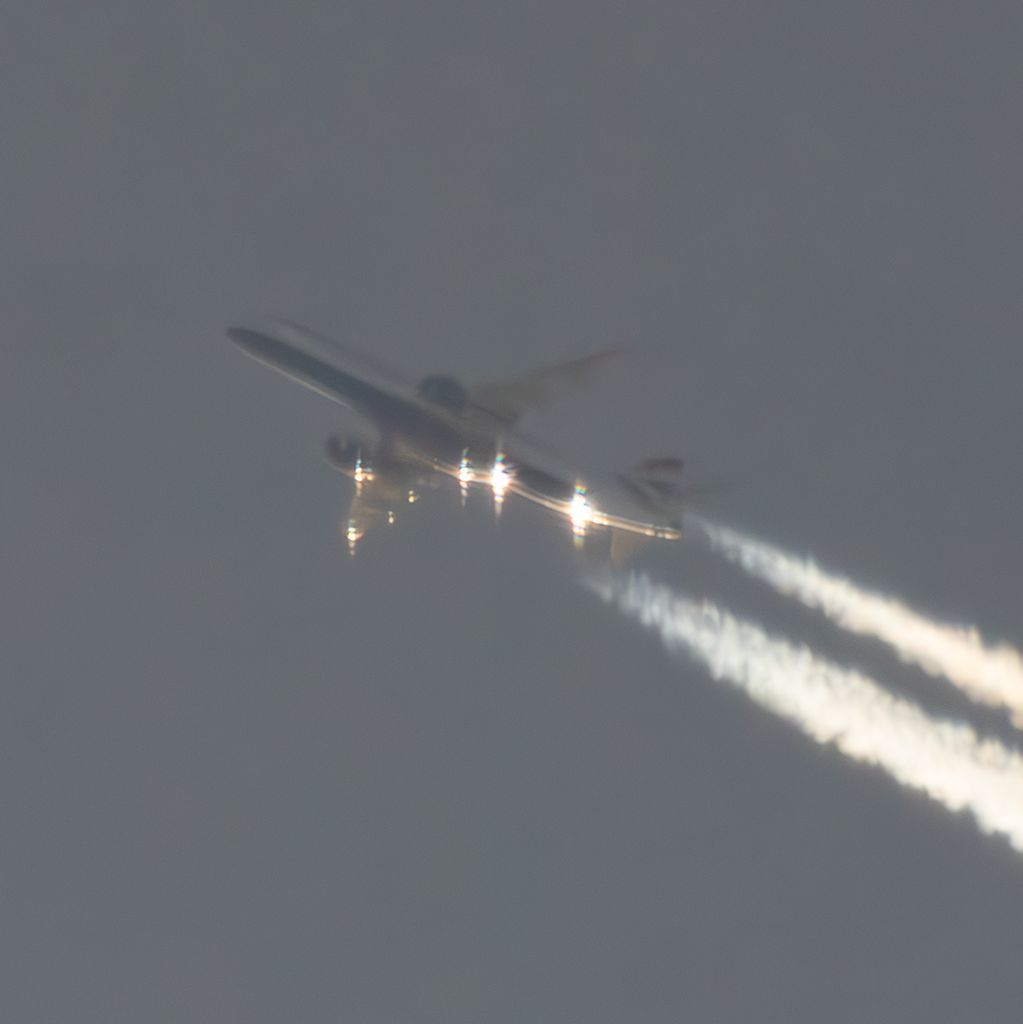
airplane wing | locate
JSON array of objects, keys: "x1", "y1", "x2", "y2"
[
  {"x1": 272, "y1": 321, "x2": 420, "y2": 400},
  {"x1": 470, "y1": 347, "x2": 620, "y2": 424},
  {"x1": 227, "y1": 321, "x2": 421, "y2": 413}
]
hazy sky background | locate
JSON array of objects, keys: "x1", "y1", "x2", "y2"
[{"x1": 3, "y1": 3, "x2": 1023, "y2": 1021}]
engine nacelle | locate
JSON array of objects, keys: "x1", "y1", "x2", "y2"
[
  {"x1": 416, "y1": 374, "x2": 469, "y2": 415},
  {"x1": 325, "y1": 435, "x2": 372, "y2": 478}
]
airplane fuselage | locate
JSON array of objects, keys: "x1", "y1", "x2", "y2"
[{"x1": 228, "y1": 324, "x2": 683, "y2": 551}]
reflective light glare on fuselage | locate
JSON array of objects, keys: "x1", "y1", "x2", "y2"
[{"x1": 490, "y1": 453, "x2": 511, "y2": 510}]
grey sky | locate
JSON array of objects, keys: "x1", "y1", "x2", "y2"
[{"x1": 3, "y1": 3, "x2": 1023, "y2": 1021}]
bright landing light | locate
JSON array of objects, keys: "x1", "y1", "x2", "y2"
[
  {"x1": 569, "y1": 484, "x2": 593, "y2": 539},
  {"x1": 458, "y1": 451, "x2": 473, "y2": 504},
  {"x1": 353, "y1": 455, "x2": 373, "y2": 486},
  {"x1": 344, "y1": 519, "x2": 363, "y2": 556},
  {"x1": 490, "y1": 453, "x2": 511, "y2": 512}
]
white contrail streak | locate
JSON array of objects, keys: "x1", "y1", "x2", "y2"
[
  {"x1": 692, "y1": 516, "x2": 1023, "y2": 728},
  {"x1": 587, "y1": 572, "x2": 1023, "y2": 854}
]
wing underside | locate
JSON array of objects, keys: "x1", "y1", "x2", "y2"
[{"x1": 227, "y1": 322, "x2": 418, "y2": 418}]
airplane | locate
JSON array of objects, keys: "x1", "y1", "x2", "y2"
[{"x1": 227, "y1": 321, "x2": 684, "y2": 557}]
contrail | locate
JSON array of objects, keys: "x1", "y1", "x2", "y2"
[
  {"x1": 587, "y1": 572, "x2": 1023, "y2": 854},
  {"x1": 692, "y1": 516, "x2": 1023, "y2": 728}
]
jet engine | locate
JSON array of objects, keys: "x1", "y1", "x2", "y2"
[
  {"x1": 325, "y1": 434, "x2": 370, "y2": 477},
  {"x1": 416, "y1": 375, "x2": 469, "y2": 415}
]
